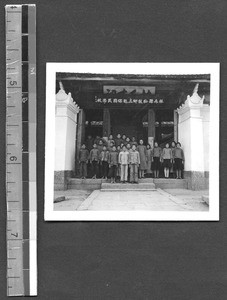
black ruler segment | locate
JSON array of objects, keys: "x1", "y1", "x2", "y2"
[
  {"x1": 22, "y1": 5, "x2": 28, "y2": 34},
  {"x1": 22, "y1": 93, "x2": 28, "y2": 121},
  {"x1": 22, "y1": 36, "x2": 28, "y2": 61}
]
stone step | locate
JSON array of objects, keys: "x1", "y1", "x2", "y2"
[
  {"x1": 154, "y1": 178, "x2": 187, "y2": 189},
  {"x1": 68, "y1": 178, "x2": 107, "y2": 190},
  {"x1": 101, "y1": 182, "x2": 156, "y2": 191}
]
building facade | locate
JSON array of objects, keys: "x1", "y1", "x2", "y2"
[{"x1": 54, "y1": 73, "x2": 210, "y2": 190}]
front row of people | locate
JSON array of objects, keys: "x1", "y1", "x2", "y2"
[{"x1": 79, "y1": 141, "x2": 185, "y2": 183}]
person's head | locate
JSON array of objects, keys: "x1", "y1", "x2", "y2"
[
  {"x1": 126, "y1": 137, "x2": 130, "y2": 142},
  {"x1": 147, "y1": 144, "x2": 151, "y2": 149},
  {"x1": 103, "y1": 145, "x2": 107, "y2": 151},
  {"x1": 82, "y1": 144, "x2": 86, "y2": 149},
  {"x1": 132, "y1": 144, "x2": 136, "y2": 151},
  {"x1": 122, "y1": 134, "x2": 126, "y2": 140},
  {"x1": 139, "y1": 139, "x2": 144, "y2": 145},
  {"x1": 154, "y1": 141, "x2": 159, "y2": 147},
  {"x1": 132, "y1": 136, "x2": 136, "y2": 142},
  {"x1": 177, "y1": 142, "x2": 181, "y2": 148},
  {"x1": 112, "y1": 145, "x2": 116, "y2": 151},
  {"x1": 123, "y1": 145, "x2": 127, "y2": 151},
  {"x1": 99, "y1": 140, "x2": 103, "y2": 145},
  {"x1": 120, "y1": 142, "x2": 124, "y2": 148},
  {"x1": 165, "y1": 143, "x2": 169, "y2": 148},
  {"x1": 117, "y1": 133, "x2": 121, "y2": 139},
  {"x1": 109, "y1": 141, "x2": 114, "y2": 148},
  {"x1": 117, "y1": 145, "x2": 121, "y2": 151},
  {"x1": 171, "y1": 141, "x2": 176, "y2": 148},
  {"x1": 93, "y1": 143, "x2": 97, "y2": 148},
  {"x1": 126, "y1": 143, "x2": 131, "y2": 150},
  {"x1": 109, "y1": 134, "x2": 113, "y2": 140}
]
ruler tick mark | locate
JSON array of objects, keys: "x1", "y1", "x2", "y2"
[
  {"x1": 7, "y1": 11, "x2": 22, "y2": 13},
  {"x1": 7, "y1": 86, "x2": 22, "y2": 89}
]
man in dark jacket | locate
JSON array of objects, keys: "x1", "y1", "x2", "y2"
[
  {"x1": 108, "y1": 146, "x2": 119, "y2": 183},
  {"x1": 79, "y1": 144, "x2": 90, "y2": 179}
]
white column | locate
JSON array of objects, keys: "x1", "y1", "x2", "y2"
[
  {"x1": 201, "y1": 105, "x2": 210, "y2": 172},
  {"x1": 173, "y1": 110, "x2": 178, "y2": 142},
  {"x1": 177, "y1": 84, "x2": 206, "y2": 190},
  {"x1": 55, "y1": 87, "x2": 79, "y2": 189}
]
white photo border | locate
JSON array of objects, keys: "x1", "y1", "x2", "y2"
[{"x1": 45, "y1": 63, "x2": 219, "y2": 221}]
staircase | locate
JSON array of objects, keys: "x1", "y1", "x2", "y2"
[{"x1": 67, "y1": 177, "x2": 187, "y2": 190}]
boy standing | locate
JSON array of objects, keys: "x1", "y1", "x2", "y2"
[
  {"x1": 90, "y1": 144, "x2": 100, "y2": 179},
  {"x1": 79, "y1": 144, "x2": 90, "y2": 179},
  {"x1": 129, "y1": 144, "x2": 140, "y2": 183},
  {"x1": 100, "y1": 145, "x2": 110, "y2": 179},
  {"x1": 119, "y1": 145, "x2": 129, "y2": 183},
  {"x1": 172, "y1": 142, "x2": 185, "y2": 179},
  {"x1": 108, "y1": 146, "x2": 118, "y2": 183},
  {"x1": 97, "y1": 140, "x2": 104, "y2": 178},
  {"x1": 114, "y1": 133, "x2": 123, "y2": 148}
]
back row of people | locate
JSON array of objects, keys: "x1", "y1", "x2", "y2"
[{"x1": 79, "y1": 134, "x2": 185, "y2": 183}]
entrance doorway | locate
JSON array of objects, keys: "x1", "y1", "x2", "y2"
[
  {"x1": 110, "y1": 109, "x2": 145, "y2": 140},
  {"x1": 155, "y1": 110, "x2": 175, "y2": 146},
  {"x1": 83, "y1": 108, "x2": 175, "y2": 145}
]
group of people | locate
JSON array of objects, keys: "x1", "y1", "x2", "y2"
[{"x1": 78, "y1": 134, "x2": 185, "y2": 184}]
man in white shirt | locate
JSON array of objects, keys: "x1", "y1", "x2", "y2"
[{"x1": 118, "y1": 145, "x2": 129, "y2": 183}]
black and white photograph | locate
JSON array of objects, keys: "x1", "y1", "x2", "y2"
[{"x1": 45, "y1": 63, "x2": 219, "y2": 221}]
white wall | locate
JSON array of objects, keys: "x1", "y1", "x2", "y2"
[
  {"x1": 55, "y1": 115, "x2": 67, "y2": 171},
  {"x1": 178, "y1": 117, "x2": 191, "y2": 171},
  {"x1": 201, "y1": 105, "x2": 210, "y2": 172},
  {"x1": 178, "y1": 103, "x2": 209, "y2": 173},
  {"x1": 54, "y1": 90, "x2": 79, "y2": 172}
]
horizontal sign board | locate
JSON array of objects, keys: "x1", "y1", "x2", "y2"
[
  {"x1": 95, "y1": 96, "x2": 164, "y2": 105},
  {"x1": 103, "y1": 85, "x2": 156, "y2": 95}
]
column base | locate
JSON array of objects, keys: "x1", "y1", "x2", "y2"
[
  {"x1": 184, "y1": 171, "x2": 209, "y2": 190},
  {"x1": 54, "y1": 170, "x2": 73, "y2": 191}
]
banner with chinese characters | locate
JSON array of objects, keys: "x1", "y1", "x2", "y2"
[{"x1": 94, "y1": 96, "x2": 164, "y2": 105}]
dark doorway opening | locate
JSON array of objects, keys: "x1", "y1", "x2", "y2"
[
  {"x1": 110, "y1": 109, "x2": 147, "y2": 140},
  {"x1": 155, "y1": 110, "x2": 174, "y2": 147}
]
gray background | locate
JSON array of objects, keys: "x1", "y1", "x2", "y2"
[{"x1": 0, "y1": 0, "x2": 226, "y2": 299}]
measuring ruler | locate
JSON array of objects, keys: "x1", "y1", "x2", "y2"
[{"x1": 5, "y1": 4, "x2": 37, "y2": 296}]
